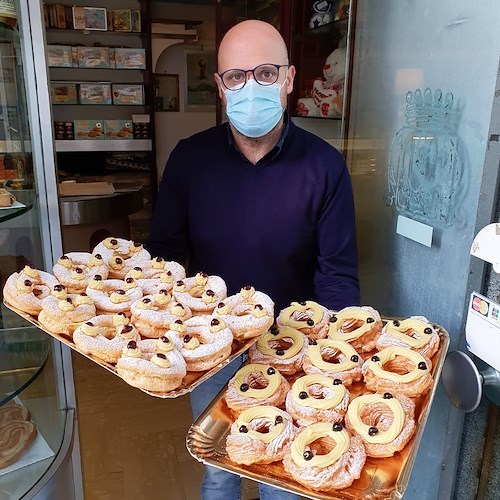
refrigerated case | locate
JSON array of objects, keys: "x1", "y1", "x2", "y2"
[{"x1": 0, "y1": 2, "x2": 80, "y2": 498}]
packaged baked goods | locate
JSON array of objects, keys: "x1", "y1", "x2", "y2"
[
  {"x1": 114, "y1": 48, "x2": 146, "y2": 69},
  {"x1": 104, "y1": 120, "x2": 133, "y2": 140},
  {"x1": 78, "y1": 83, "x2": 112, "y2": 105},
  {"x1": 74, "y1": 120, "x2": 104, "y2": 140}
]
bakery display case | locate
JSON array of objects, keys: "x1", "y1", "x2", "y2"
[{"x1": 0, "y1": 2, "x2": 79, "y2": 498}]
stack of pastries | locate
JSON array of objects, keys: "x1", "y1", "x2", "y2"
[
  {"x1": 223, "y1": 301, "x2": 441, "y2": 493},
  {"x1": 2, "y1": 237, "x2": 275, "y2": 394}
]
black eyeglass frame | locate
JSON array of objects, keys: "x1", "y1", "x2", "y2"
[{"x1": 218, "y1": 63, "x2": 289, "y2": 91}]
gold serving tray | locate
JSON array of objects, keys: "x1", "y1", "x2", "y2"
[
  {"x1": 3, "y1": 301, "x2": 259, "y2": 399},
  {"x1": 186, "y1": 322, "x2": 450, "y2": 499}
]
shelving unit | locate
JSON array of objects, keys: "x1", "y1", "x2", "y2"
[{"x1": 45, "y1": 0, "x2": 158, "y2": 222}]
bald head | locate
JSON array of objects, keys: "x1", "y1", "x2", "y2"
[{"x1": 218, "y1": 20, "x2": 289, "y2": 73}]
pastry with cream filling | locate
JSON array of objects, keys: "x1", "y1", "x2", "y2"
[
  {"x1": 282, "y1": 422, "x2": 366, "y2": 491},
  {"x1": 248, "y1": 326, "x2": 308, "y2": 375},
  {"x1": 277, "y1": 300, "x2": 330, "y2": 339},
  {"x1": 285, "y1": 374, "x2": 350, "y2": 426},
  {"x1": 345, "y1": 392, "x2": 416, "y2": 457},
  {"x1": 225, "y1": 363, "x2": 289, "y2": 412},
  {"x1": 226, "y1": 406, "x2": 297, "y2": 465}
]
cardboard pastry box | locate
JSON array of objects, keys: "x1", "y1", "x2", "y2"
[
  {"x1": 74, "y1": 120, "x2": 105, "y2": 140},
  {"x1": 104, "y1": 120, "x2": 133, "y2": 140},
  {"x1": 79, "y1": 83, "x2": 112, "y2": 105},
  {"x1": 112, "y1": 84, "x2": 144, "y2": 105}
]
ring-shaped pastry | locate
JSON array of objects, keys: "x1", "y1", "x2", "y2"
[
  {"x1": 328, "y1": 306, "x2": 383, "y2": 352},
  {"x1": 38, "y1": 290, "x2": 96, "y2": 336},
  {"x1": 362, "y1": 346, "x2": 433, "y2": 397},
  {"x1": 225, "y1": 363, "x2": 290, "y2": 412},
  {"x1": 345, "y1": 392, "x2": 416, "y2": 457},
  {"x1": 248, "y1": 326, "x2": 307, "y2": 375},
  {"x1": 85, "y1": 276, "x2": 143, "y2": 313},
  {"x1": 92, "y1": 237, "x2": 151, "y2": 279},
  {"x1": 285, "y1": 374, "x2": 350, "y2": 426},
  {"x1": 277, "y1": 300, "x2": 330, "y2": 339},
  {"x1": 172, "y1": 272, "x2": 227, "y2": 314},
  {"x1": 73, "y1": 314, "x2": 141, "y2": 363},
  {"x1": 302, "y1": 339, "x2": 363, "y2": 386},
  {"x1": 375, "y1": 316, "x2": 440, "y2": 360},
  {"x1": 131, "y1": 292, "x2": 193, "y2": 338},
  {"x1": 3, "y1": 266, "x2": 61, "y2": 316},
  {"x1": 172, "y1": 316, "x2": 233, "y2": 371},
  {"x1": 282, "y1": 422, "x2": 366, "y2": 492},
  {"x1": 127, "y1": 257, "x2": 185, "y2": 281},
  {"x1": 226, "y1": 406, "x2": 296, "y2": 465},
  {"x1": 116, "y1": 339, "x2": 187, "y2": 393},
  {"x1": 53, "y1": 252, "x2": 109, "y2": 293},
  {"x1": 213, "y1": 286, "x2": 274, "y2": 340}
]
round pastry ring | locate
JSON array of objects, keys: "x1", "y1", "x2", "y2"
[
  {"x1": 256, "y1": 327, "x2": 304, "y2": 359},
  {"x1": 280, "y1": 300, "x2": 324, "y2": 328},
  {"x1": 233, "y1": 364, "x2": 281, "y2": 398},
  {"x1": 291, "y1": 422, "x2": 350, "y2": 468},
  {"x1": 292, "y1": 374, "x2": 346, "y2": 409},
  {"x1": 367, "y1": 346, "x2": 430, "y2": 383},
  {"x1": 308, "y1": 339, "x2": 359, "y2": 372},
  {"x1": 347, "y1": 393, "x2": 405, "y2": 444},
  {"x1": 384, "y1": 318, "x2": 436, "y2": 349},
  {"x1": 328, "y1": 309, "x2": 377, "y2": 342},
  {"x1": 236, "y1": 406, "x2": 286, "y2": 443}
]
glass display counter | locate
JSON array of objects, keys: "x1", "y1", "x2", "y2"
[{"x1": 0, "y1": 2, "x2": 78, "y2": 498}]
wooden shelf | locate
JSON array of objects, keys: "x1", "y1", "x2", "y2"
[
  {"x1": 55, "y1": 139, "x2": 152, "y2": 152},
  {"x1": 46, "y1": 28, "x2": 143, "y2": 36}
]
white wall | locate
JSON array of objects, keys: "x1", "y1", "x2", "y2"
[{"x1": 152, "y1": 2, "x2": 216, "y2": 179}]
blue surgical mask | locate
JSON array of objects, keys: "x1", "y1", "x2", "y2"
[{"x1": 224, "y1": 79, "x2": 284, "y2": 138}]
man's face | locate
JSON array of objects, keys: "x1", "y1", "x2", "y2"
[{"x1": 215, "y1": 30, "x2": 295, "y2": 113}]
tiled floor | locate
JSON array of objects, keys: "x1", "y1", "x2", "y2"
[{"x1": 72, "y1": 353, "x2": 260, "y2": 499}]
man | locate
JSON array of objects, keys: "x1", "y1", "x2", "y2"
[{"x1": 147, "y1": 19, "x2": 359, "y2": 500}]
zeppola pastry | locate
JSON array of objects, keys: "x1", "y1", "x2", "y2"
[
  {"x1": 302, "y1": 338, "x2": 363, "y2": 386},
  {"x1": 73, "y1": 313, "x2": 141, "y2": 363},
  {"x1": 116, "y1": 339, "x2": 187, "y2": 393},
  {"x1": 172, "y1": 272, "x2": 227, "y2": 314},
  {"x1": 52, "y1": 252, "x2": 109, "y2": 293},
  {"x1": 92, "y1": 237, "x2": 151, "y2": 279},
  {"x1": 225, "y1": 363, "x2": 289, "y2": 412},
  {"x1": 125, "y1": 257, "x2": 186, "y2": 292},
  {"x1": 345, "y1": 392, "x2": 416, "y2": 457},
  {"x1": 0, "y1": 402, "x2": 37, "y2": 470},
  {"x1": 226, "y1": 406, "x2": 297, "y2": 465},
  {"x1": 3, "y1": 266, "x2": 61, "y2": 316},
  {"x1": 376, "y1": 316, "x2": 440, "y2": 360},
  {"x1": 285, "y1": 374, "x2": 350, "y2": 426},
  {"x1": 173, "y1": 316, "x2": 233, "y2": 371},
  {"x1": 38, "y1": 287, "x2": 96, "y2": 336},
  {"x1": 213, "y1": 286, "x2": 274, "y2": 340},
  {"x1": 131, "y1": 291, "x2": 192, "y2": 338},
  {"x1": 282, "y1": 422, "x2": 366, "y2": 491},
  {"x1": 85, "y1": 275, "x2": 143, "y2": 313},
  {"x1": 248, "y1": 326, "x2": 308, "y2": 375},
  {"x1": 362, "y1": 346, "x2": 433, "y2": 397},
  {"x1": 277, "y1": 300, "x2": 330, "y2": 339},
  {"x1": 328, "y1": 306, "x2": 383, "y2": 352}
]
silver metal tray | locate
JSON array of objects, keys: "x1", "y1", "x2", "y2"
[
  {"x1": 186, "y1": 322, "x2": 450, "y2": 499},
  {"x1": 4, "y1": 301, "x2": 259, "y2": 399}
]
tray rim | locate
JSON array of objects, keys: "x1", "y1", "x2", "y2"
[
  {"x1": 186, "y1": 319, "x2": 451, "y2": 500},
  {"x1": 3, "y1": 300, "x2": 259, "y2": 399}
]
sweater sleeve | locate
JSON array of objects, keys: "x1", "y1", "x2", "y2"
[
  {"x1": 314, "y1": 158, "x2": 360, "y2": 310},
  {"x1": 146, "y1": 142, "x2": 189, "y2": 264}
]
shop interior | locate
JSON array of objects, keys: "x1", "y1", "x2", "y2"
[{"x1": 0, "y1": 1, "x2": 499, "y2": 499}]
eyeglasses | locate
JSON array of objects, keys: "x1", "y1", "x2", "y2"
[{"x1": 219, "y1": 64, "x2": 288, "y2": 91}]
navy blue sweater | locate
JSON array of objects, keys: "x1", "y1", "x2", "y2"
[{"x1": 147, "y1": 120, "x2": 359, "y2": 313}]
